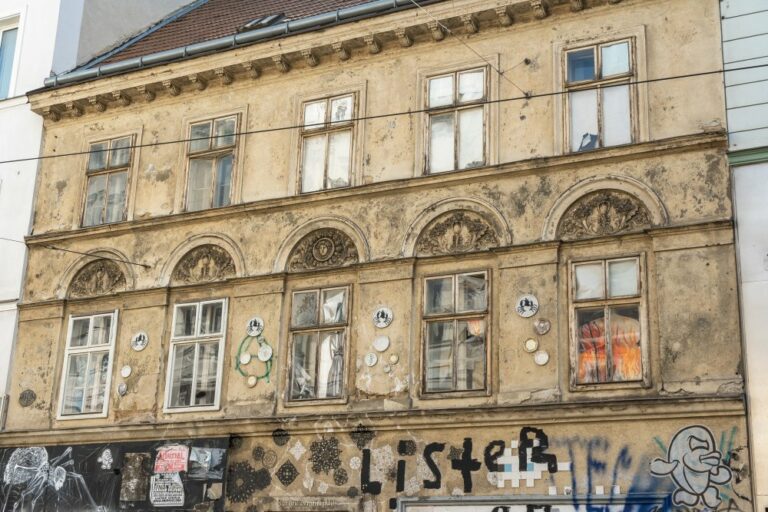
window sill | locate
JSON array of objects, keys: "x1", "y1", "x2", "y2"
[
  {"x1": 162, "y1": 404, "x2": 221, "y2": 414},
  {"x1": 56, "y1": 411, "x2": 109, "y2": 421},
  {"x1": 419, "y1": 389, "x2": 489, "y2": 400},
  {"x1": 283, "y1": 396, "x2": 348, "y2": 407},
  {"x1": 569, "y1": 379, "x2": 650, "y2": 392}
]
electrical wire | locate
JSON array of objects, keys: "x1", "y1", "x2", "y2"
[
  {"x1": 0, "y1": 62, "x2": 764, "y2": 167},
  {"x1": 0, "y1": 237, "x2": 151, "y2": 268}
]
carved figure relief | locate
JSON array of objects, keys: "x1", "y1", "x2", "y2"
[
  {"x1": 69, "y1": 260, "x2": 126, "y2": 298},
  {"x1": 287, "y1": 229, "x2": 359, "y2": 272},
  {"x1": 171, "y1": 245, "x2": 236, "y2": 284},
  {"x1": 557, "y1": 190, "x2": 652, "y2": 240},
  {"x1": 415, "y1": 210, "x2": 500, "y2": 256}
]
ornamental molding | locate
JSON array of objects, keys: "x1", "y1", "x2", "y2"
[
  {"x1": 171, "y1": 244, "x2": 236, "y2": 284},
  {"x1": 557, "y1": 190, "x2": 652, "y2": 240},
  {"x1": 415, "y1": 210, "x2": 500, "y2": 256},
  {"x1": 287, "y1": 229, "x2": 359, "y2": 272},
  {"x1": 69, "y1": 260, "x2": 127, "y2": 298}
]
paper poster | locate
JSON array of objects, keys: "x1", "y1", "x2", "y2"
[
  {"x1": 154, "y1": 444, "x2": 189, "y2": 474},
  {"x1": 188, "y1": 447, "x2": 226, "y2": 480},
  {"x1": 149, "y1": 473, "x2": 184, "y2": 507}
]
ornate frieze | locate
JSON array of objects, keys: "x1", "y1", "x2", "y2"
[
  {"x1": 415, "y1": 210, "x2": 500, "y2": 256},
  {"x1": 69, "y1": 260, "x2": 127, "y2": 298},
  {"x1": 287, "y1": 229, "x2": 359, "y2": 272},
  {"x1": 171, "y1": 245, "x2": 236, "y2": 284},
  {"x1": 557, "y1": 190, "x2": 652, "y2": 240}
]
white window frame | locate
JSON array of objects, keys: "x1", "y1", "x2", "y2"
[
  {"x1": 286, "y1": 286, "x2": 350, "y2": 404},
  {"x1": 163, "y1": 299, "x2": 227, "y2": 413},
  {"x1": 421, "y1": 270, "x2": 490, "y2": 396},
  {"x1": 568, "y1": 255, "x2": 650, "y2": 390},
  {"x1": 424, "y1": 67, "x2": 489, "y2": 174},
  {"x1": 57, "y1": 310, "x2": 118, "y2": 420},
  {"x1": 0, "y1": 15, "x2": 21, "y2": 101},
  {"x1": 81, "y1": 134, "x2": 134, "y2": 227}
]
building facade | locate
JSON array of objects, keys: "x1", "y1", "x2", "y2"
[
  {"x1": 2, "y1": 0, "x2": 751, "y2": 510},
  {"x1": 721, "y1": 0, "x2": 768, "y2": 509},
  {"x1": 0, "y1": 0, "x2": 191, "y2": 430}
]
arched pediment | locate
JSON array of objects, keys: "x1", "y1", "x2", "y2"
[
  {"x1": 68, "y1": 259, "x2": 127, "y2": 298},
  {"x1": 171, "y1": 244, "x2": 236, "y2": 285},
  {"x1": 415, "y1": 209, "x2": 501, "y2": 256},
  {"x1": 287, "y1": 228, "x2": 359, "y2": 272},
  {"x1": 556, "y1": 190, "x2": 653, "y2": 240}
]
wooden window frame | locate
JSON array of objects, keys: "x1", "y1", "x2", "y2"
[
  {"x1": 184, "y1": 114, "x2": 239, "y2": 211},
  {"x1": 81, "y1": 135, "x2": 134, "y2": 227}
]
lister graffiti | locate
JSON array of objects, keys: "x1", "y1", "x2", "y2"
[{"x1": 0, "y1": 438, "x2": 228, "y2": 511}]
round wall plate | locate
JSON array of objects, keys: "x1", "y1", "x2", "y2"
[
  {"x1": 534, "y1": 350, "x2": 550, "y2": 366},
  {"x1": 239, "y1": 352, "x2": 252, "y2": 365},
  {"x1": 388, "y1": 354, "x2": 399, "y2": 365},
  {"x1": 120, "y1": 365, "x2": 132, "y2": 378},
  {"x1": 373, "y1": 335, "x2": 390, "y2": 352},
  {"x1": 523, "y1": 338, "x2": 539, "y2": 353},
  {"x1": 364, "y1": 352, "x2": 378, "y2": 367},
  {"x1": 372, "y1": 307, "x2": 394, "y2": 328},
  {"x1": 117, "y1": 383, "x2": 128, "y2": 396},
  {"x1": 246, "y1": 317, "x2": 265, "y2": 337},
  {"x1": 534, "y1": 318, "x2": 551, "y2": 335},
  {"x1": 257, "y1": 344, "x2": 273, "y2": 362},
  {"x1": 515, "y1": 294, "x2": 540, "y2": 318},
  {"x1": 247, "y1": 375, "x2": 258, "y2": 388},
  {"x1": 130, "y1": 332, "x2": 148, "y2": 352}
]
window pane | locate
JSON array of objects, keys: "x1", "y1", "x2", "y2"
[
  {"x1": 70, "y1": 318, "x2": 90, "y2": 348},
  {"x1": 170, "y1": 344, "x2": 196, "y2": 407},
  {"x1": 213, "y1": 117, "x2": 236, "y2": 148},
  {"x1": 316, "y1": 331, "x2": 344, "y2": 398},
  {"x1": 0, "y1": 28, "x2": 18, "y2": 99},
  {"x1": 87, "y1": 142, "x2": 108, "y2": 172},
  {"x1": 200, "y1": 302, "x2": 224, "y2": 335},
  {"x1": 425, "y1": 321, "x2": 454, "y2": 392},
  {"x1": 174, "y1": 305, "x2": 197, "y2": 337},
  {"x1": 608, "y1": 259, "x2": 639, "y2": 297},
  {"x1": 304, "y1": 100, "x2": 326, "y2": 129},
  {"x1": 569, "y1": 89, "x2": 599, "y2": 152},
  {"x1": 194, "y1": 342, "x2": 219, "y2": 406},
  {"x1": 105, "y1": 172, "x2": 127, "y2": 223},
  {"x1": 90, "y1": 315, "x2": 112, "y2": 346},
  {"x1": 429, "y1": 113, "x2": 455, "y2": 173},
  {"x1": 457, "y1": 273, "x2": 487, "y2": 312},
  {"x1": 608, "y1": 305, "x2": 642, "y2": 382},
  {"x1": 330, "y1": 96, "x2": 353, "y2": 123},
  {"x1": 301, "y1": 135, "x2": 327, "y2": 192},
  {"x1": 321, "y1": 288, "x2": 346, "y2": 324},
  {"x1": 575, "y1": 263, "x2": 604, "y2": 300},
  {"x1": 327, "y1": 130, "x2": 351, "y2": 189},
  {"x1": 458, "y1": 69, "x2": 485, "y2": 103},
  {"x1": 62, "y1": 354, "x2": 89, "y2": 414},
  {"x1": 458, "y1": 107, "x2": 484, "y2": 169},
  {"x1": 83, "y1": 175, "x2": 107, "y2": 226},
  {"x1": 291, "y1": 333, "x2": 318, "y2": 400},
  {"x1": 109, "y1": 137, "x2": 132, "y2": 168},
  {"x1": 425, "y1": 277, "x2": 453, "y2": 314},
  {"x1": 602, "y1": 84, "x2": 632, "y2": 147},
  {"x1": 213, "y1": 154, "x2": 233, "y2": 208},
  {"x1": 84, "y1": 351, "x2": 109, "y2": 413},
  {"x1": 576, "y1": 308, "x2": 607, "y2": 384},
  {"x1": 567, "y1": 48, "x2": 595, "y2": 82},
  {"x1": 428, "y1": 75, "x2": 453, "y2": 108},
  {"x1": 292, "y1": 291, "x2": 318, "y2": 327},
  {"x1": 456, "y1": 319, "x2": 485, "y2": 390},
  {"x1": 187, "y1": 158, "x2": 214, "y2": 211},
  {"x1": 189, "y1": 122, "x2": 211, "y2": 153},
  {"x1": 601, "y1": 42, "x2": 630, "y2": 77}
]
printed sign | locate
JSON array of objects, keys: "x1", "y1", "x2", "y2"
[
  {"x1": 149, "y1": 473, "x2": 184, "y2": 507},
  {"x1": 154, "y1": 444, "x2": 189, "y2": 474}
]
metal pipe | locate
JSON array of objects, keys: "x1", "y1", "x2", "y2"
[{"x1": 42, "y1": 0, "x2": 422, "y2": 88}]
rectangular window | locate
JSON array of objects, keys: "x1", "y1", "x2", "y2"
[
  {"x1": 565, "y1": 40, "x2": 633, "y2": 152},
  {"x1": 186, "y1": 116, "x2": 237, "y2": 211},
  {"x1": 83, "y1": 136, "x2": 132, "y2": 226},
  {"x1": 422, "y1": 271, "x2": 487, "y2": 393},
  {"x1": 426, "y1": 68, "x2": 487, "y2": 173},
  {"x1": 166, "y1": 299, "x2": 227, "y2": 410},
  {"x1": 0, "y1": 23, "x2": 18, "y2": 99},
  {"x1": 300, "y1": 95, "x2": 354, "y2": 193},
  {"x1": 571, "y1": 257, "x2": 643, "y2": 385},
  {"x1": 59, "y1": 311, "x2": 117, "y2": 417},
  {"x1": 289, "y1": 287, "x2": 348, "y2": 401}
]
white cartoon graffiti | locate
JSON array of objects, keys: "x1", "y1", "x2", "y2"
[
  {"x1": 1, "y1": 446, "x2": 106, "y2": 511},
  {"x1": 650, "y1": 425, "x2": 732, "y2": 508}
]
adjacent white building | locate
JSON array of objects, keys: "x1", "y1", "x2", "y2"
[
  {"x1": 0, "y1": 0, "x2": 191, "y2": 428},
  {"x1": 723, "y1": 0, "x2": 768, "y2": 509}
]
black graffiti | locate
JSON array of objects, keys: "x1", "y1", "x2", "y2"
[
  {"x1": 423, "y1": 442, "x2": 445, "y2": 489},
  {"x1": 360, "y1": 448, "x2": 382, "y2": 495},
  {"x1": 451, "y1": 438, "x2": 481, "y2": 493},
  {"x1": 526, "y1": 506, "x2": 552, "y2": 512},
  {"x1": 484, "y1": 440, "x2": 505, "y2": 472},
  {"x1": 492, "y1": 507, "x2": 510, "y2": 512},
  {"x1": 519, "y1": 427, "x2": 558, "y2": 473}
]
